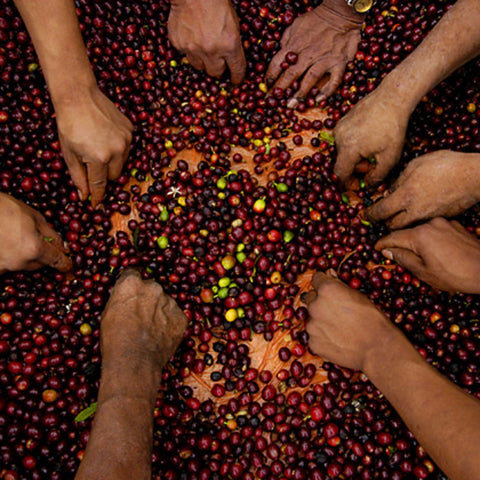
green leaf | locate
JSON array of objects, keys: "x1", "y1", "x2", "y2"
[
  {"x1": 341, "y1": 193, "x2": 350, "y2": 205},
  {"x1": 75, "y1": 402, "x2": 97, "y2": 422},
  {"x1": 43, "y1": 236, "x2": 53, "y2": 243},
  {"x1": 318, "y1": 131, "x2": 335, "y2": 146}
]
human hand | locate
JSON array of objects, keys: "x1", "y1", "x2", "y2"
[
  {"x1": 55, "y1": 86, "x2": 133, "y2": 207},
  {"x1": 375, "y1": 218, "x2": 480, "y2": 294},
  {"x1": 101, "y1": 270, "x2": 188, "y2": 368},
  {"x1": 367, "y1": 151, "x2": 480, "y2": 229},
  {"x1": 168, "y1": 0, "x2": 246, "y2": 84},
  {"x1": 265, "y1": 1, "x2": 362, "y2": 106},
  {"x1": 0, "y1": 193, "x2": 71, "y2": 273},
  {"x1": 334, "y1": 85, "x2": 410, "y2": 187},
  {"x1": 304, "y1": 272, "x2": 397, "y2": 370}
]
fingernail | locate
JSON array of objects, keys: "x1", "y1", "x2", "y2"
[
  {"x1": 315, "y1": 93, "x2": 326, "y2": 103},
  {"x1": 382, "y1": 249, "x2": 393, "y2": 260},
  {"x1": 287, "y1": 97, "x2": 298, "y2": 109}
]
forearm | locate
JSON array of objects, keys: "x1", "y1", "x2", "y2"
[
  {"x1": 364, "y1": 329, "x2": 480, "y2": 480},
  {"x1": 75, "y1": 358, "x2": 161, "y2": 480},
  {"x1": 13, "y1": 0, "x2": 96, "y2": 106},
  {"x1": 379, "y1": 0, "x2": 480, "y2": 115}
]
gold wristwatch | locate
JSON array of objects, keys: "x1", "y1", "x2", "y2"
[{"x1": 346, "y1": 0, "x2": 374, "y2": 13}]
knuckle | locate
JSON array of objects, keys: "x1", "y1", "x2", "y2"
[
  {"x1": 25, "y1": 238, "x2": 42, "y2": 259},
  {"x1": 304, "y1": 70, "x2": 320, "y2": 83},
  {"x1": 202, "y1": 41, "x2": 219, "y2": 56},
  {"x1": 94, "y1": 152, "x2": 110, "y2": 165},
  {"x1": 317, "y1": 281, "x2": 337, "y2": 297},
  {"x1": 90, "y1": 177, "x2": 107, "y2": 188},
  {"x1": 430, "y1": 217, "x2": 446, "y2": 228},
  {"x1": 415, "y1": 226, "x2": 432, "y2": 245}
]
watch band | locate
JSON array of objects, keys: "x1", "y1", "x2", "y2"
[{"x1": 345, "y1": 0, "x2": 375, "y2": 14}]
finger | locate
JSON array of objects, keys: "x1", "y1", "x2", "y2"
[
  {"x1": 366, "y1": 191, "x2": 404, "y2": 223},
  {"x1": 117, "y1": 268, "x2": 143, "y2": 284},
  {"x1": 186, "y1": 53, "x2": 205, "y2": 72},
  {"x1": 365, "y1": 149, "x2": 400, "y2": 187},
  {"x1": 265, "y1": 48, "x2": 288, "y2": 84},
  {"x1": 379, "y1": 247, "x2": 425, "y2": 275},
  {"x1": 273, "y1": 60, "x2": 309, "y2": 92},
  {"x1": 311, "y1": 272, "x2": 332, "y2": 290},
  {"x1": 303, "y1": 290, "x2": 318, "y2": 305},
  {"x1": 387, "y1": 210, "x2": 419, "y2": 230},
  {"x1": 295, "y1": 62, "x2": 329, "y2": 100},
  {"x1": 203, "y1": 56, "x2": 227, "y2": 79},
  {"x1": 375, "y1": 229, "x2": 418, "y2": 253},
  {"x1": 226, "y1": 47, "x2": 247, "y2": 84},
  {"x1": 265, "y1": 23, "x2": 293, "y2": 84},
  {"x1": 86, "y1": 162, "x2": 108, "y2": 208},
  {"x1": 63, "y1": 150, "x2": 89, "y2": 200},
  {"x1": 389, "y1": 165, "x2": 415, "y2": 193},
  {"x1": 36, "y1": 220, "x2": 66, "y2": 252},
  {"x1": 111, "y1": 269, "x2": 144, "y2": 296},
  {"x1": 38, "y1": 239, "x2": 72, "y2": 272},
  {"x1": 317, "y1": 64, "x2": 345, "y2": 99},
  {"x1": 333, "y1": 144, "x2": 362, "y2": 184},
  {"x1": 346, "y1": 34, "x2": 360, "y2": 59},
  {"x1": 108, "y1": 151, "x2": 127, "y2": 180},
  {"x1": 23, "y1": 260, "x2": 44, "y2": 271},
  {"x1": 449, "y1": 219, "x2": 469, "y2": 234}
]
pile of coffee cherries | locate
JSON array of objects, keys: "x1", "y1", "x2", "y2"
[{"x1": 1, "y1": 0, "x2": 479, "y2": 479}]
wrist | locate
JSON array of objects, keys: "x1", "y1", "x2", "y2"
[
  {"x1": 361, "y1": 323, "x2": 410, "y2": 376},
  {"x1": 47, "y1": 70, "x2": 97, "y2": 111},
  {"x1": 317, "y1": 0, "x2": 366, "y2": 26},
  {"x1": 372, "y1": 76, "x2": 415, "y2": 121},
  {"x1": 99, "y1": 356, "x2": 161, "y2": 402},
  {"x1": 379, "y1": 62, "x2": 433, "y2": 117}
]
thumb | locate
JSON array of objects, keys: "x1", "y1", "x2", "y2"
[
  {"x1": 380, "y1": 247, "x2": 425, "y2": 275},
  {"x1": 365, "y1": 148, "x2": 401, "y2": 187},
  {"x1": 334, "y1": 146, "x2": 362, "y2": 185},
  {"x1": 39, "y1": 239, "x2": 72, "y2": 272},
  {"x1": 227, "y1": 47, "x2": 247, "y2": 85}
]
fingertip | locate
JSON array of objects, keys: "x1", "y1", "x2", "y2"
[
  {"x1": 61, "y1": 257, "x2": 73, "y2": 273},
  {"x1": 387, "y1": 214, "x2": 409, "y2": 231},
  {"x1": 302, "y1": 290, "x2": 318, "y2": 305},
  {"x1": 231, "y1": 71, "x2": 245, "y2": 85},
  {"x1": 333, "y1": 163, "x2": 351, "y2": 185},
  {"x1": 381, "y1": 249, "x2": 394, "y2": 261},
  {"x1": 365, "y1": 203, "x2": 383, "y2": 223},
  {"x1": 78, "y1": 188, "x2": 88, "y2": 202},
  {"x1": 311, "y1": 271, "x2": 329, "y2": 288},
  {"x1": 90, "y1": 189, "x2": 106, "y2": 209},
  {"x1": 373, "y1": 237, "x2": 386, "y2": 251},
  {"x1": 116, "y1": 268, "x2": 143, "y2": 286},
  {"x1": 228, "y1": 51, "x2": 247, "y2": 85},
  {"x1": 364, "y1": 171, "x2": 381, "y2": 188}
]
